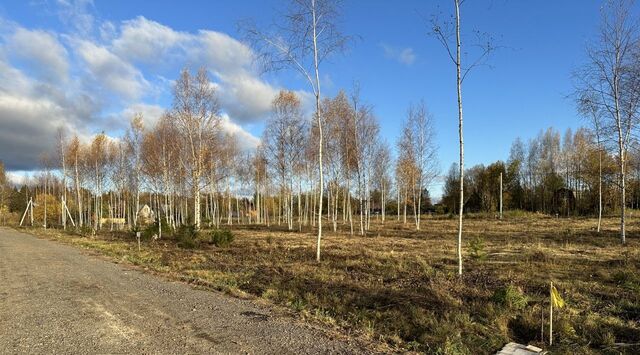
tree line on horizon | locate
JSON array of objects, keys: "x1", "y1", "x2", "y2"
[
  {"x1": 5, "y1": 116, "x2": 640, "y2": 234},
  {"x1": 441, "y1": 126, "x2": 640, "y2": 218}
]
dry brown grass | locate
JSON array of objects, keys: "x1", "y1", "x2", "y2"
[{"x1": 26, "y1": 212, "x2": 640, "y2": 354}]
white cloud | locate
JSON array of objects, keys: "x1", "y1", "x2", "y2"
[
  {"x1": 122, "y1": 103, "x2": 165, "y2": 129},
  {"x1": 99, "y1": 103, "x2": 165, "y2": 133},
  {"x1": 380, "y1": 43, "x2": 416, "y2": 66},
  {"x1": 74, "y1": 39, "x2": 149, "y2": 100},
  {"x1": 7, "y1": 28, "x2": 69, "y2": 82},
  {"x1": 195, "y1": 30, "x2": 254, "y2": 74},
  {"x1": 107, "y1": 17, "x2": 279, "y2": 123},
  {"x1": 99, "y1": 20, "x2": 117, "y2": 42},
  {"x1": 0, "y1": 53, "x2": 97, "y2": 170},
  {"x1": 6, "y1": 171, "x2": 32, "y2": 186},
  {"x1": 54, "y1": 0, "x2": 95, "y2": 33},
  {"x1": 112, "y1": 16, "x2": 189, "y2": 63},
  {"x1": 0, "y1": 59, "x2": 34, "y2": 95},
  {"x1": 216, "y1": 72, "x2": 278, "y2": 122},
  {"x1": 220, "y1": 114, "x2": 260, "y2": 151}
]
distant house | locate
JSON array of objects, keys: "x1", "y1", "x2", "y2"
[{"x1": 137, "y1": 205, "x2": 156, "y2": 226}]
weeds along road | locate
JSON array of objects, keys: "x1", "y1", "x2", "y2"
[{"x1": 0, "y1": 227, "x2": 364, "y2": 354}]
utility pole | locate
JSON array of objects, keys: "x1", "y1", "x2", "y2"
[
  {"x1": 61, "y1": 197, "x2": 66, "y2": 230},
  {"x1": 30, "y1": 196, "x2": 34, "y2": 226},
  {"x1": 499, "y1": 172, "x2": 503, "y2": 220},
  {"x1": 64, "y1": 198, "x2": 76, "y2": 227},
  {"x1": 20, "y1": 197, "x2": 34, "y2": 227}
]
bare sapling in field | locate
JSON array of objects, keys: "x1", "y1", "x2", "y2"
[
  {"x1": 242, "y1": 0, "x2": 349, "y2": 261},
  {"x1": 397, "y1": 102, "x2": 438, "y2": 231},
  {"x1": 431, "y1": 0, "x2": 497, "y2": 275}
]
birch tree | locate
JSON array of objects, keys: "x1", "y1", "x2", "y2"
[
  {"x1": 89, "y1": 133, "x2": 108, "y2": 230},
  {"x1": 56, "y1": 128, "x2": 69, "y2": 229},
  {"x1": 170, "y1": 67, "x2": 221, "y2": 229},
  {"x1": 0, "y1": 162, "x2": 9, "y2": 226},
  {"x1": 349, "y1": 89, "x2": 379, "y2": 235},
  {"x1": 253, "y1": 146, "x2": 268, "y2": 225},
  {"x1": 578, "y1": 92, "x2": 606, "y2": 232},
  {"x1": 125, "y1": 114, "x2": 144, "y2": 227},
  {"x1": 406, "y1": 102, "x2": 438, "y2": 230},
  {"x1": 577, "y1": 0, "x2": 640, "y2": 244},
  {"x1": 432, "y1": 0, "x2": 495, "y2": 274},
  {"x1": 66, "y1": 136, "x2": 84, "y2": 227},
  {"x1": 141, "y1": 115, "x2": 179, "y2": 234},
  {"x1": 39, "y1": 153, "x2": 53, "y2": 229},
  {"x1": 111, "y1": 140, "x2": 131, "y2": 227},
  {"x1": 263, "y1": 90, "x2": 307, "y2": 230},
  {"x1": 0, "y1": 161, "x2": 6, "y2": 225},
  {"x1": 243, "y1": 0, "x2": 349, "y2": 261},
  {"x1": 323, "y1": 92, "x2": 355, "y2": 232},
  {"x1": 373, "y1": 141, "x2": 392, "y2": 223}
]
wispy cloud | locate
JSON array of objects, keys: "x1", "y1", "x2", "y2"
[
  {"x1": 6, "y1": 28, "x2": 69, "y2": 83},
  {"x1": 53, "y1": 0, "x2": 95, "y2": 33},
  {"x1": 380, "y1": 43, "x2": 416, "y2": 66}
]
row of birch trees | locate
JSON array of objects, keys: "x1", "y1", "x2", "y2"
[{"x1": 16, "y1": 67, "x2": 439, "y2": 240}]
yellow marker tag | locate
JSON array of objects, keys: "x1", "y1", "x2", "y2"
[{"x1": 551, "y1": 285, "x2": 565, "y2": 309}]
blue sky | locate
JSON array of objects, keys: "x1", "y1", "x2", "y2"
[{"x1": 0, "y1": 0, "x2": 616, "y2": 196}]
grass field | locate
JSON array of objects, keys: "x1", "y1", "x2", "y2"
[{"x1": 25, "y1": 212, "x2": 640, "y2": 354}]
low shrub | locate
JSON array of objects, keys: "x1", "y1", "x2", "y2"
[
  {"x1": 503, "y1": 209, "x2": 538, "y2": 219},
  {"x1": 140, "y1": 219, "x2": 169, "y2": 241},
  {"x1": 611, "y1": 270, "x2": 640, "y2": 291},
  {"x1": 210, "y1": 229, "x2": 235, "y2": 247},
  {"x1": 492, "y1": 285, "x2": 528, "y2": 310},
  {"x1": 468, "y1": 236, "x2": 486, "y2": 260},
  {"x1": 174, "y1": 224, "x2": 200, "y2": 249}
]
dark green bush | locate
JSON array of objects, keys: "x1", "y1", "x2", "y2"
[
  {"x1": 174, "y1": 224, "x2": 200, "y2": 249},
  {"x1": 140, "y1": 218, "x2": 169, "y2": 241},
  {"x1": 210, "y1": 229, "x2": 234, "y2": 247},
  {"x1": 140, "y1": 224, "x2": 156, "y2": 241}
]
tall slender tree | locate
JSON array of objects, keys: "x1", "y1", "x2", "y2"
[
  {"x1": 578, "y1": 92, "x2": 606, "y2": 232},
  {"x1": 125, "y1": 114, "x2": 144, "y2": 227},
  {"x1": 432, "y1": 0, "x2": 495, "y2": 274},
  {"x1": 577, "y1": 0, "x2": 640, "y2": 244},
  {"x1": 170, "y1": 67, "x2": 221, "y2": 229},
  {"x1": 243, "y1": 0, "x2": 349, "y2": 261},
  {"x1": 263, "y1": 91, "x2": 307, "y2": 230}
]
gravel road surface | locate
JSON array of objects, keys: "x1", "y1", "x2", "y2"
[{"x1": 0, "y1": 227, "x2": 366, "y2": 354}]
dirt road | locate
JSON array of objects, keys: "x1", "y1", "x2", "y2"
[{"x1": 0, "y1": 228, "x2": 365, "y2": 354}]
